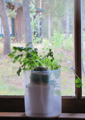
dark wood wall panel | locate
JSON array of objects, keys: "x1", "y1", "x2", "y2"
[
  {"x1": 0, "y1": 96, "x2": 24, "y2": 112},
  {"x1": 62, "y1": 97, "x2": 85, "y2": 113},
  {"x1": 0, "y1": 96, "x2": 85, "y2": 113}
]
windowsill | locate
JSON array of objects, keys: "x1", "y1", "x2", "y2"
[{"x1": 0, "y1": 112, "x2": 85, "y2": 119}]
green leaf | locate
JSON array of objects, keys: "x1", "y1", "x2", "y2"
[
  {"x1": 76, "y1": 83, "x2": 83, "y2": 88},
  {"x1": 75, "y1": 78, "x2": 81, "y2": 84},
  {"x1": 14, "y1": 54, "x2": 23, "y2": 60},
  {"x1": 23, "y1": 68, "x2": 29, "y2": 70},
  {"x1": 25, "y1": 47, "x2": 32, "y2": 51},
  {"x1": 13, "y1": 46, "x2": 19, "y2": 50},
  {"x1": 75, "y1": 77, "x2": 82, "y2": 88},
  {"x1": 8, "y1": 52, "x2": 15, "y2": 58},
  {"x1": 17, "y1": 67, "x2": 21, "y2": 76},
  {"x1": 26, "y1": 42, "x2": 32, "y2": 47},
  {"x1": 13, "y1": 47, "x2": 25, "y2": 52},
  {"x1": 13, "y1": 59, "x2": 16, "y2": 63}
]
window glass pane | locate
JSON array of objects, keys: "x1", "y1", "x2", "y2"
[
  {"x1": 0, "y1": 0, "x2": 75, "y2": 95},
  {"x1": 0, "y1": 44, "x2": 24, "y2": 95},
  {"x1": 42, "y1": 0, "x2": 75, "y2": 96}
]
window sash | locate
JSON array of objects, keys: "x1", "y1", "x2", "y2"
[{"x1": 0, "y1": 0, "x2": 83, "y2": 113}]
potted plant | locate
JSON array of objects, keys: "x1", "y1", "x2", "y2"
[
  {"x1": 8, "y1": 42, "x2": 61, "y2": 115},
  {"x1": 8, "y1": 42, "x2": 82, "y2": 116}
]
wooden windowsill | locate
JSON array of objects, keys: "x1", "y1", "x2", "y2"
[{"x1": 0, "y1": 112, "x2": 85, "y2": 119}]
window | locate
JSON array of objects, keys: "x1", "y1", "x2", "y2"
[
  {"x1": 0, "y1": 0, "x2": 84, "y2": 113},
  {"x1": 1, "y1": 0, "x2": 75, "y2": 96}
]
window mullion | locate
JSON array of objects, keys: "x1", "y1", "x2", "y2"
[{"x1": 74, "y1": 0, "x2": 82, "y2": 98}]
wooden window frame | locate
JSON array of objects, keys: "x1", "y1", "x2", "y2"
[
  {"x1": 74, "y1": 0, "x2": 82, "y2": 99},
  {"x1": 0, "y1": 0, "x2": 84, "y2": 113}
]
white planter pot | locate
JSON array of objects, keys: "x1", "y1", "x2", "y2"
[
  {"x1": 24, "y1": 69, "x2": 61, "y2": 117},
  {"x1": 26, "y1": 83, "x2": 54, "y2": 115}
]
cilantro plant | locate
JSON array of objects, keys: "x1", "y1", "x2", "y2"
[
  {"x1": 8, "y1": 42, "x2": 61, "y2": 76},
  {"x1": 8, "y1": 42, "x2": 82, "y2": 88}
]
